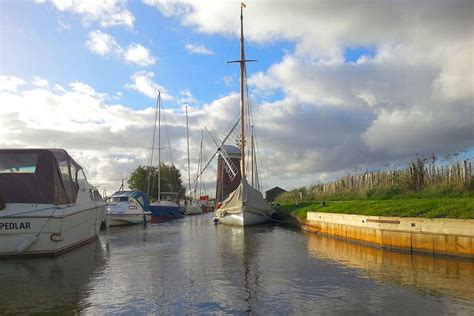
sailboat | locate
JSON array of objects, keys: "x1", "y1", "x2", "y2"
[
  {"x1": 184, "y1": 106, "x2": 203, "y2": 215},
  {"x1": 148, "y1": 92, "x2": 184, "y2": 222},
  {"x1": 215, "y1": 4, "x2": 274, "y2": 226}
]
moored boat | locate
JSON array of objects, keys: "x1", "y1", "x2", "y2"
[
  {"x1": 106, "y1": 191, "x2": 151, "y2": 226},
  {"x1": 146, "y1": 92, "x2": 184, "y2": 223},
  {"x1": 0, "y1": 148, "x2": 106, "y2": 257},
  {"x1": 215, "y1": 4, "x2": 274, "y2": 226},
  {"x1": 149, "y1": 200, "x2": 183, "y2": 222},
  {"x1": 184, "y1": 199, "x2": 203, "y2": 215}
]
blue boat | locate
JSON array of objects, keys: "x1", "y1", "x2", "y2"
[
  {"x1": 149, "y1": 201, "x2": 183, "y2": 222},
  {"x1": 146, "y1": 92, "x2": 184, "y2": 223}
]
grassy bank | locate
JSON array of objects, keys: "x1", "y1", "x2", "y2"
[
  {"x1": 275, "y1": 196, "x2": 474, "y2": 220},
  {"x1": 275, "y1": 159, "x2": 474, "y2": 220}
]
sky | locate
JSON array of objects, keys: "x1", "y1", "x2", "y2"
[{"x1": 0, "y1": 0, "x2": 473, "y2": 196}]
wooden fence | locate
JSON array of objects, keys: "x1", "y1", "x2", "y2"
[{"x1": 315, "y1": 160, "x2": 472, "y2": 195}]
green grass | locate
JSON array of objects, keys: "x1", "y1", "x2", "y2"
[{"x1": 274, "y1": 197, "x2": 474, "y2": 220}]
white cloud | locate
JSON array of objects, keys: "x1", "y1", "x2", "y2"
[
  {"x1": 125, "y1": 44, "x2": 156, "y2": 66},
  {"x1": 144, "y1": 1, "x2": 473, "y2": 61},
  {"x1": 0, "y1": 76, "x2": 159, "y2": 190},
  {"x1": 33, "y1": 76, "x2": 49, "y2": 88},
  {"x1": 85, "y1": 30, "x2": 121, "y2": 56},
  {"x1": 6, "y1": 1, "x2": 474, "y2": 192},
  {"x1": 40, "y1": 0, "x2": 135, "y2": 28},
  {"x1": 85, "y1": 30, "x2": 156, "y2": 67},
  {"x1": 0, "y1": 75, "x2": 26, "y2": 92},
  {"x1": 70, "y1": 81, "x2": 106, "y2": 99},
  {"x1": 178, "y1": 89, "x2": 197, "y2": 105},
  {"x1": 184, "y1": 43, "x2": 213, "y2": 55},
  {"x1": 125, "y1": 71, "x2": 172, "y2": 100}
]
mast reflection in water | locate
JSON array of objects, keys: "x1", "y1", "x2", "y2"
[{"x1": 0, "y1": 213, "x2": 473, "y2": 314}]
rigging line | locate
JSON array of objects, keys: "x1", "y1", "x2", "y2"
[
  {"x1": 0, "y1": 206, "x2": 56, "y2": 218},
  {"x1": 160, "y1": 109, "x2": 174, "y2": 165},
  {"x1": 252, "y1": 126, "x2": 260, "y2": 190},
  {"x1": 254, "y1": 127, "x2": 269, "y2": 192}
]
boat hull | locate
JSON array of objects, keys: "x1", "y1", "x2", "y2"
[
  {"x1": 0, "y1": 204, "x2": 105, "y2": 258},
  {"x1": 217, "y1": 210, "x2": 269, "y2": 226},
  {"x1": 184, "y1": 205, "x2": 203, "y2": 215},
  {"x1": 106, "y1": 213, "x2": 150, "y2": 226},
  {"x1": 149, "y1": 205, "x2": 183, "y2": 222}
]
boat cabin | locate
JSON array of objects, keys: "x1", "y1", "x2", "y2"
[
  {"x1": 0, "y1": 149, "x2": 84, "y2": 206},
  {"x1": 108, "y1": 191, "x2": 150, "y2": 212}
]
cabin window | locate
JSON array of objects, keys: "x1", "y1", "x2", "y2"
[
  {"x1": 93, "y1": 190, "x2": 102, "y2": 201},
  {"x1": 111, "y1": 196, "x2": 128, "y2": 203},
  {"x1": 57, "y1": 158, "x2": 78, "y2": 203},
  {"x1": 57, "y1": 160, "x2": 72, "y2": 184},
  {"x1": 0, "y1": 153, "x2": 38, "y2": 173}
]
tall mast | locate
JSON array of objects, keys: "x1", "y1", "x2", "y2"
[
  {"x1": 157, "y1": 91, "x2": 161, "y2": 202},
  {"x1": 147, "y1": 93, "x2": 160, "y2": 197},
  {"x1": 228, "y1": 3, "x2": 254, "y2": 182},
  {"x1": 239, "y1": 4, "x2": 246, "y2": 181},
  {"x1": 186, "y1": 106, "x2": 191, "y2": 197}
]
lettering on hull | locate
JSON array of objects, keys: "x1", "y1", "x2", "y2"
[{"x1": 0, "y1": 222, "x2": 31, "y2": 230}]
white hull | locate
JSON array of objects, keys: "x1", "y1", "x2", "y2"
[
  {"x1": 0, "y1": 203, "x2": 105, "y2": 257},
  {"x1": 217, "y1": 210, "x2": 269, "y2": 226},
  {"x1": 107, "y1": 213, "x2": 150, "y2": 226},
  {"x1": 184, "y1": 205, "x2": 203, "y2": 215}
]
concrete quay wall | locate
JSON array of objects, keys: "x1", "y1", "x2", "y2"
[{"x1": 305, "y1": 212, "x2": 474, "y2": 258}]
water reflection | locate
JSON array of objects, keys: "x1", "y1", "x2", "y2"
[
  {"x1": 213, "y1": 225, "x2": 271, "y2": 313},
  {"x1": 306, "y1": 232, "x2": 474, "y2": 301},
  {"x1": 0, "y1": 241, "x2": 106, "y2": 314},
  {"x1": 1, "y1": 216, "x2": 473, "y2": 314}
]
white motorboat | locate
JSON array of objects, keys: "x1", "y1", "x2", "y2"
[
  {"x1": 0, "y1": 149, "x2": 106, "y2": 257},
  {"x1": 106, "y1": 191, "x2": 151, "y2": 226}
]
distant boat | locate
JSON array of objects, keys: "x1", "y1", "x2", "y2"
[
  {"x1": 149, "y1": 200, "x2": 183, "y2": 222},
  {"x1": 106, "y1": 191, "x2": 151, "y2": 226},
  {"x1": 147, "y1": 91, "x2": 184, "y2": 222},
  {"x1": 0, "y1": 148, "x2": 106, "y2": 257},
  {"x1": 215, "y1": 4, "x2": 274, "y2": 226}
]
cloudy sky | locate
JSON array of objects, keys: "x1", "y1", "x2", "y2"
[{"x1": 1, "y1": 0, "x2": 473, "y2": 195}]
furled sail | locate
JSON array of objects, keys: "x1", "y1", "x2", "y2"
[{"x1": 217, "y1": 178, "x2": 273, "y2": 217}]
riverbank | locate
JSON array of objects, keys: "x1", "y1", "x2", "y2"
[
  {"x1": 276, "y1": 196, "x2": 474, "y2": 220},
  {"x1": 274, "y1": 197, "x2": 474, "y2": 258}
]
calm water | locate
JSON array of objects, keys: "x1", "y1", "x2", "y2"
[{"x1": 1, "y1": 213, "x2": 473, "y2": 315}]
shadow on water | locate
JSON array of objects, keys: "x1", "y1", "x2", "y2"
[
  {"x1": 305, "y1": 231, "x2": 474, "y2": 301},
  {"x1": 0, "y1": 240, "x2": 106, "y2": 314}
]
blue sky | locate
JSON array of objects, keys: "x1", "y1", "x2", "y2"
[
  {"x1": 1, "y1": 1, "x2": 293, "y2": 110},
  {"x1": 1, "y1": 1, "x2": 472, "y2": 193}
]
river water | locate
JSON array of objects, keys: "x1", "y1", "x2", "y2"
[{"x1": 1, "y1": 213, "x2": 473, "y2": 315}]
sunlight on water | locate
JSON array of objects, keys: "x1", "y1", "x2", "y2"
[{"x1": 0, "y1": 213, "x2": 473, "y2": 314}]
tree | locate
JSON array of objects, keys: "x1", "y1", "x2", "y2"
[{"x1": 127, "y1": 163, "x2": 185, "y2": 201}]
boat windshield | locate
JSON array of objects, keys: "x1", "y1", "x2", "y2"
[
  {"x1": 0, "y1": 153, "x2": 38, "y2": 173},
  {"x1": 111, "y1": 196, "x2": 129, "y2": 203}
]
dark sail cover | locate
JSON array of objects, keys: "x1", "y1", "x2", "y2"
[{"x1": 0, "y1": 149, "x2": 81, "y2": 205}]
